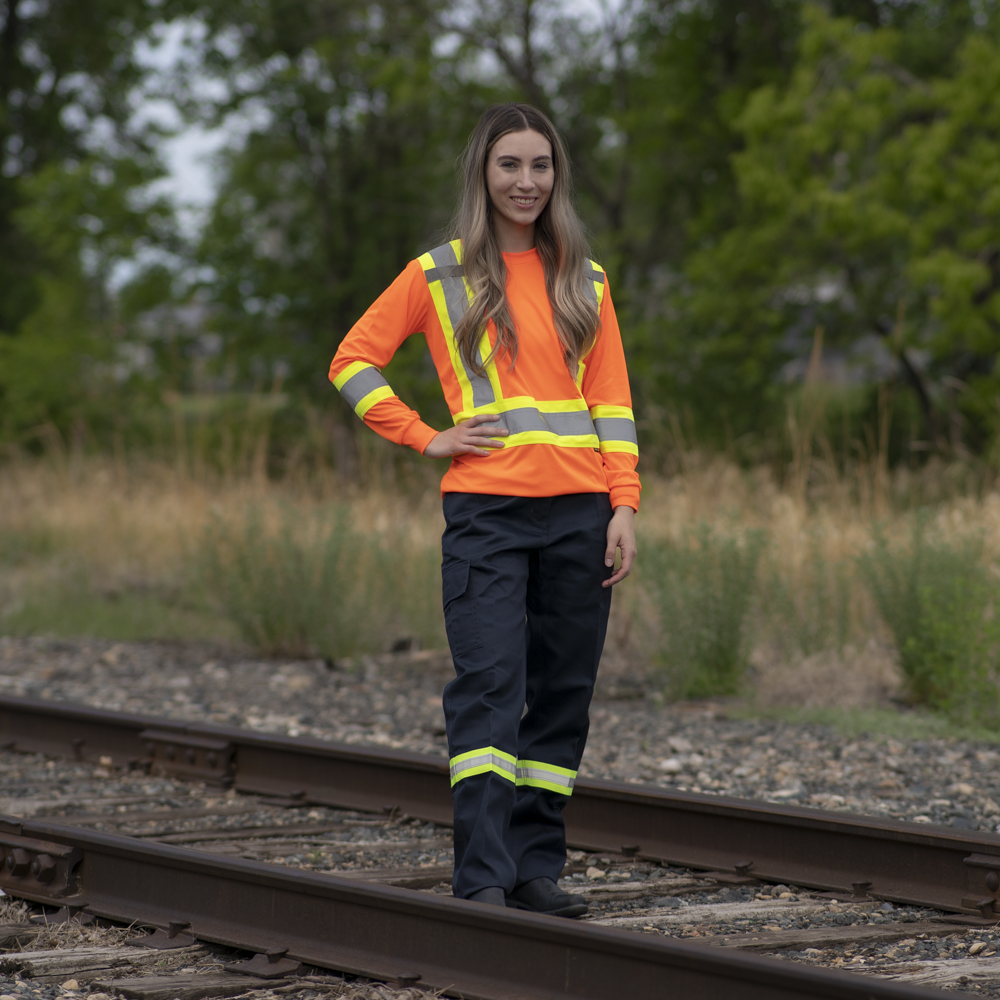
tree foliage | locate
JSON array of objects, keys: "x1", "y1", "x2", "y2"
[
  {"x1": 3, "y1": 0, "x2": 1000, "y2": 462},
  {"x1": 683, "y1": 4, "x2": 1000, "y2": 448}
]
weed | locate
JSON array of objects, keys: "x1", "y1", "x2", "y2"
[
  {"x1": 859, "y1": 518, "x2": 1000, "y2": 727},
  {"x1": 641, "y1": 524, "x2": 765, "y2": 698},
  {"x1": 198, "y1": 504, "x2": 443, "y2": 659},
  {"x1": 757, "y1": 536, "x2": 852, "y2": 658}
]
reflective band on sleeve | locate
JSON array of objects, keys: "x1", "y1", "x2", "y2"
[
  {"x1": 590, "y1": 404, "x2": 638, "y2": 456},
  {"x1": 449, "y1": 747, "x2": 517, "y2": 787},
  {"x1": 593, "y1": 417, "x2": 638, "y2": 445},
  {"x1": 516, "y1": 760, "x2": 578, "y2": 795},
  {"x1": 333, "y1": 361, "x2": 396, "y2": 418}
]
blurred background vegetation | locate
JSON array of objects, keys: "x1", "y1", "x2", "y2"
[{"x1": 3, "y1": 0, "x2": 1000, "y2": 730}]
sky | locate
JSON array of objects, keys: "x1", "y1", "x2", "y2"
[{"x1": 135, "y1": 20, "x2": 231, "y2": 236}]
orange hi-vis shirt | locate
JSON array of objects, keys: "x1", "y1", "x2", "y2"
[{"x1": 328, "y1": 240, "x2": 641, "y2": 511}]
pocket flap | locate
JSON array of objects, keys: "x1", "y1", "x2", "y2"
[{"x1": 441, "y1": 559, "x2": 471, "y2": 606}]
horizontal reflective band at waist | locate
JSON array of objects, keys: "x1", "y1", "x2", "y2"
[
  {"x1": 496, "y1": 407, "x2": 596, "y2": 437},
  {"x1": 338, "y1": 366, "x2": 391, "y2": 411},
  {"x1": 593, "y1": 416, "x2": 638, "y2": 445}
]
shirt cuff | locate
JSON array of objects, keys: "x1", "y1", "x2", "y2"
[
  {"x1": 401, "y1": 419, "x2": 439, "y2": 455},
  {"x1": 609, "y1": 487, "x2": 640, "y2": 512}
]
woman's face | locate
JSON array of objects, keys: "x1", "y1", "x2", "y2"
[{"x1": 485, "y1": 129, "x2": 554, "y2": 238}]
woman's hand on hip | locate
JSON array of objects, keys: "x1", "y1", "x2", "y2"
[
  {"x1": 603, "y1": 505, "x2": 637, "y2": 587},
  {"x1": 423, "y1": 413, "x2": 508, "y2": 458}
]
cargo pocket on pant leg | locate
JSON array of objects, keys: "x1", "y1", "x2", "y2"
[{"x1": 442, "y1": 559, "x2": 483, "y2": 656}]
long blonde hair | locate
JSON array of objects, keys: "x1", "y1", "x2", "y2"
[{"x1": 452, "y1": 103, "x2": 599, "y2": 377}]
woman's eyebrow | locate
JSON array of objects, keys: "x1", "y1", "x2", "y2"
[{"x1": 493, "y1": 153, "x2": 552, "y2": 162}]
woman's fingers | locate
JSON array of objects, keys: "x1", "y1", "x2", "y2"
[
  {"x1": 423, "y1": 415, "x2": 508, "y2": 458},
  {"x1": 602, "y1": 511, "x2": 637, "y2": 587}
]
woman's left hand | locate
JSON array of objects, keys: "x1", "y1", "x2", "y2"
[{"x1": 603, "y1": 505, "x2": 637, "y2": 587}]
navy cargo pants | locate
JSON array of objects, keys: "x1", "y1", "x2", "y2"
[{"x1": 441, "y1": 492, "x2": 614, "y2": 899}]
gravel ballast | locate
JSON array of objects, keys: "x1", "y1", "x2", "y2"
[{"x1": 1, "y1": 635, "x2": 999, "y2": 995}]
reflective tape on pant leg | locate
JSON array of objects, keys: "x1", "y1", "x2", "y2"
[
  {"x1": 516, "y1": 759, "x2": 578, "y2": 795},
  {"x1": 449, "y1": 747, "x2": 517, "y2": 787}
]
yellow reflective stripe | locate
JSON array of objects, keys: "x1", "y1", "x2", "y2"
[
  {"x1": 587, "y1": 259, "x2": 606, "y2": 309},
  {"x1": 575, "y1": 360, "x2": 587, "y2": 389},
  {"x1": 516, "y1": 759, "x2": 577, "y2": 795},
  {"x1": 501, "y1": 432, "x2": 598, "y2": 450},
  {"x1": 590, "y1": 404, "x2": 638, "y2": 455},
  {"x1": 425, "y1": 272, "x2": 476, "y2": 414},
  {"x1": 449, "y1": 747, "x2": 517, "y2": 787},
  {"x1": 598, "y1": 439, "x2": 639, "y2": 456},
  {"x1": 334, "y1": 362, "x2": 396, "y2": 418},
  {"x1": 590, "y1": 405, "x2": 634, "y2": 421},
  {"x1": 332, "y1": 360, "x2": 373, "y2": 391},
  {"x1": 454, "y1": 396, "x2": 589, "y2": 421},
  {"x1": 453, "y1": 396, "x2": 599, "y2": 451},
  {"x1": 356, "y1": 385, "x2": 395, "y2": 418},
  {"x1": 420, "y1": 240, "x2": 498, "y2": 413}
]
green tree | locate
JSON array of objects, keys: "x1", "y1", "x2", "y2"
[
  {"x1": 0, "y1": 0, "x2": 181, "y2": 439},
  {"x1": 0, "y1": 156, "x2": 176, "y2": 437},
  {"x1": 675, "y1": 4, "x2": 1000, "y2": 449},
  {"x1": 176, "y1": 0, "x2": 494, "y2": 426}
]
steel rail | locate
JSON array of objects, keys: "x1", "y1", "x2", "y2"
[
  {"x1": 2, "y1": 695, "x2": 999, "y2": 919},
  {"x1": 0, "y1": 814, "x2": 951, "y2": 1000}
]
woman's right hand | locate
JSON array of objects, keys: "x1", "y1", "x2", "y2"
[{"x1": 423, "y1": 413, "x2": 508, "y2": 458}]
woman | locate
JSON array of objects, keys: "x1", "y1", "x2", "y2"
[{"x1": 329, "y1": 103, "x2": 639, "y2": 916}]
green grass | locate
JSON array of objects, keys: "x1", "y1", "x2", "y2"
[
  {"x1": 196, "y1": 503, "x2": 444, "y2": 659},
  {"x1": 731, "y1": 702, "x2": 1000, "y2": 744},
  {"x1": 2, "y1": 587, "x2": 238, "y2": 643}
]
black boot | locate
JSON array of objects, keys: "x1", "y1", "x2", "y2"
[
  {"x1": 466, "y1": 886, "x2": 506, "y2": 906},
  {"x1": 506, "y1": 877, "x2": 588, "y2": 918}
]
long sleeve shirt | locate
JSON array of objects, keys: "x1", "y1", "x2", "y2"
[{"x1": 329, "y1": 243, "x2": 641, "y2": 511}]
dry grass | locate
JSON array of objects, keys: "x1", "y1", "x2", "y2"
[{"x1": 3, "y1": 445, "x2": 1000, "y2": 714}]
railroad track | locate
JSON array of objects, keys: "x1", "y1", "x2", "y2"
[{"x1": 0, "y1": 694, "x2": 998, "y2": 999}]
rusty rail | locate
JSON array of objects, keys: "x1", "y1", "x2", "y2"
[
  {"x1": 0, "y1": 814, "x2": 951, "y2": 1000},
  {"x1": 1, "y1": 695, "x2": 999, "y2": 918}
]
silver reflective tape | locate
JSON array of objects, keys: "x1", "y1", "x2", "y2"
[
  {"x1": 583, "y1": 264, "x2": 604, "y2": 307},
  {"x1": 424, "y1": 264, "x2": 465, "y2": 282},
  {"x1": 339, "y1": 367, "x2": 390, "y2": 410},
  {"x1": 450, "y1": 751, "x2": 516, "y2": 782},
  {"x1": 515, "y1": 765, "x2": 575, "y2": 790},
  {"x1": 496, "y1": 407, "x2": 596, "y2": 438},
  {"x1": 426, "y1": 243, "x2": 495, "y2": 407},
  {"x1": 593, "y1": 416, "x2": 637, "y2": 445}
]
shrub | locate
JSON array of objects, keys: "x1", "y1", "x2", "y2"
[
  {"x1": 198, "y1": 504, "x2": 443, "y2": 659},
  {"x1": 641, "y1": 524, "x2": 765, "y2": 698},
  {"x1": 859, "y1": 519, "x2": 1000, "y2": 727},
  {"x1": 757, "y1": 537, "x2": 852, "y2": 658}
]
